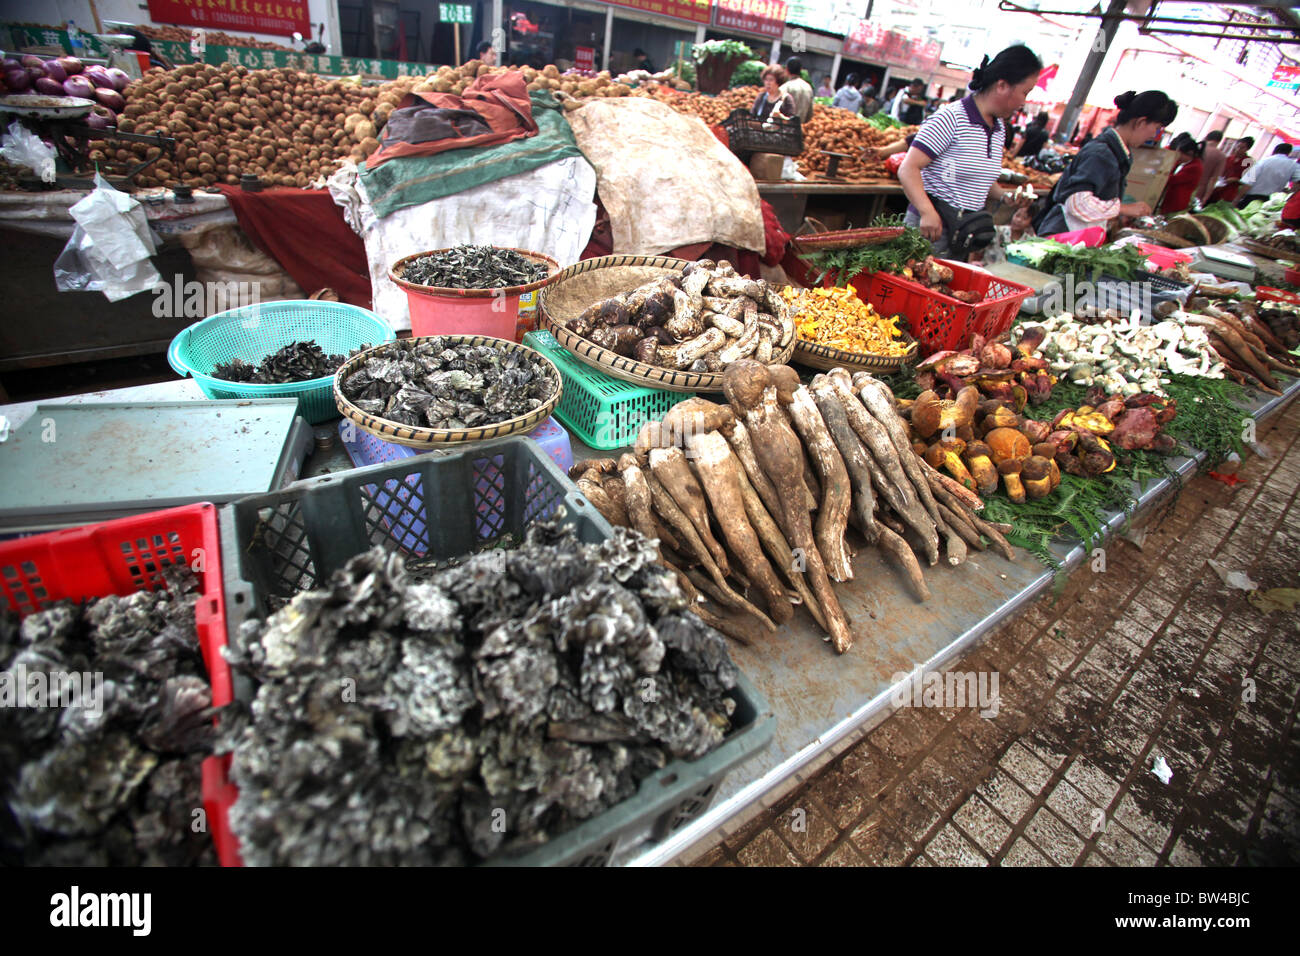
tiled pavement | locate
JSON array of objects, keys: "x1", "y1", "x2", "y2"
[{"x1": 686, "y1": 396, "x2": 1300, "y2": 867}]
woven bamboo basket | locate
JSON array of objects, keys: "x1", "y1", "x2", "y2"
[
  {"x1": 538, "y1": 254, "x2": 797, "y2": 394},
  {"x1": 333, "y1": 335, "x2": 562, "y2": 448},
  {"x1": 792, "y1": 329, "x2": 919, "y2": 373}
]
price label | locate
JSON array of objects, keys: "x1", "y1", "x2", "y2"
[{"x1": 575, "y1": 47, "x2": 595, "y2": 71}]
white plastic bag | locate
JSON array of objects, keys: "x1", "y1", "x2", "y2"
[
  {"x1": 54, "y1": 173, "x2": 161, "y2": 301},
  {"x1": 0, "y1": 121, "x2": 56, "y2": 183}
]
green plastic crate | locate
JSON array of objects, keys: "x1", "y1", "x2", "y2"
[{"x1": 523, "y1": 331, "x2": 689, "y2": 450}]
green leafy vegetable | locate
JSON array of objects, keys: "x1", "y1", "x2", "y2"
[
  {"x1": 800, "y1": 216, "x2": 933, "y2": 286},
  {"x1": 1007, "y1": 238, "x2": 1149, "y2": 282}
]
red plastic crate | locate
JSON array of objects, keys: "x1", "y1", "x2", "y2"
[
  {"x1": 1257, "y1": 286, "x2": 1300, "y2": 306},
  {"x1": 843, "y1": 259, "x2": 1033, "y2": 357},
  {"x1": 0, "y1": 502, "x2": 238, "y2": 867}
]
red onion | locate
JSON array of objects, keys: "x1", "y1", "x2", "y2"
[
  {"x1": 85, "y1": 68, "x2": 114, "y2": 89},
  {"x1": 34, "y1": 76, "x2": 64, "y2": 96},
  {"x1": 20, "y1": 54, "x2": 44, "y2": 69},
  {"x1": 94, "y1": 88, "x2": 125, "y2": 112},
  {"x1": 63, "y1": 76, "x2": 94, "y2": 99},
  {"x1": 56, "y1": 56, "x2": 83, "y2": 75},
  {"x1": 4, "y1": 68, "x2": 31, "y2": 91},
  {"x1": 26, "y1": 66, "x2": 45, "y2": 83},
  {"x1": 1, "y1": 57, "x2": 20, "y2": 72},
  {"x1": 43, "y1": 59, "x2": 67, "y2": 82},
  {"x1": 105, "y1": 67, "x2": 130, "y2": 91},
  {"x1": 86, "y1": 111, "x2": 110, "y2": 130}
]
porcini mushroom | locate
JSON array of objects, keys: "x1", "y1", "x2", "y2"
[{"x1": 1021, "y1": 456, "x2": 1053, "y2": 499}]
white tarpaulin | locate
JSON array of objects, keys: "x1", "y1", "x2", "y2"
[
  {"x1": 329, "y1": 158, "x2": 598, "y2": 331},
  {"x1": 564, "y1": 97, "x2": 765, "y2": 257}
]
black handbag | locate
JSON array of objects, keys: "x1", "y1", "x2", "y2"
[{"x1": 928, "y1": 194, "x2": 996, "y2": 260}]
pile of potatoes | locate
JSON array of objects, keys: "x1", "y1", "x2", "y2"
[{"x1": 97, "y1": 59, "x2": 638, "y2": 190}]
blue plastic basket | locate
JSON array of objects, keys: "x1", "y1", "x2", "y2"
[
  {"x1": 336, "y1": 419, "x2": 575, "y2": 548},
  {"x1": 167, "y1": 300, "x2": 395, "y2": 424}
]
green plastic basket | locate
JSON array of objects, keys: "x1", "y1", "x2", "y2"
[
  {"x1": 523, "y1": 331, "x2": 689, "y2": 450},
  {"x1": 167, "y1": 301, "x2": 395, "y2": 424}
]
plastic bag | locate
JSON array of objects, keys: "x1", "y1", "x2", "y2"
[
  {"x1": 54, "y1": 173, "x2": 161, "y2": 301},
  {"x1": 0, "y1": 121, "x2": 56, "y2": 183}
]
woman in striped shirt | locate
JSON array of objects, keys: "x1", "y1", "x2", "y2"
[{"x1": 897, "y1": 45, "x2": 1043, "y2": 257}]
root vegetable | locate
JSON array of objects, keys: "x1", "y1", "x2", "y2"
[
  {"x1": 683, "y1": 568, "x2": 777, "y2": 633},
  {"x1": 733, "y1": 464, "x2": 828, "y2": 632},
  {"x1": 875, "y1": 523, "x2": 931, "y2": 602},
  {"x1": 617, "y1": 455, "x2": 659, "y2": 542},
  {"x1": 724, "y1": 420, "x2": 786, "y2": 536},
  {"x1": 649, "y1": 447, "x2": 729, "y2": 576},
  {"x1": 785, "y1": 387, "x2": 854, "y2": 581},
  {"x1": 849, "y1": 372, "x2": 945, "y2": 528},
  {"x1": 822, "y1": 373, "x2": 938, "y2": 564},
  {"x1": 811, "y1": 380, "x2": 877, "y2": 543},
  {"x1": 724, "y1": 361, "x2": 854, "y2": 653},
  {"x1": 686, "y1": 432, "x2": 792, "y2": 623},
  {"x1": 645, "y1": 470, "x2": 740, "y2": 603}
]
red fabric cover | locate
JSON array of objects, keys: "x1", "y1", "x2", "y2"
[
  {"x1": 1283, "y1": 188, "x2": 1300, "y2": 225},
  {"x1": 365, "y1": 72, "x2": 537, "y2": 169},
  {"x1": 578, "y1": 197, "x2": 789, "y2": 273},
  {"x1": 216, "y1": 185, "x2": 372, "y2": 308}
]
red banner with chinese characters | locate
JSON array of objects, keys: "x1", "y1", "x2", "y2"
[
  {"x1": 712, "y1": 0, "x2": 787, "y2": 39},
  {"x1": 146, "y1": 0, "x2": 311, "y2": 39},
  {"x1": 605, "y1": 0, "x2": 713, "y2": 25},
  {"x1": 904, "y1": 39, "x2": 942, "y2": 74},
  {"x1": 842, "y1": 20, "x2": 886, "y2": 60}
]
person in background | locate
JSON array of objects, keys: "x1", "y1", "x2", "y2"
[
  {"x1": 633, "y1": 48, "x2": 654, "y2": 73},
  {"x1": 781, "y1": 57, "x2": 814, "y2": 123},
  {"x1": 863, "y1": 133, "x2": 915, "y2": 163},
  {"x1": 1036, "y1": 90, "x2": 1177, "y2": 235},
  {"x1": 890, "y1": 78, "x2": 928, "y2": 125},
  {"x1": 832, "y1": 73, "x2": 864, "y2": 113},
  {"x1": 1161, "y1": 136, "x2": 1203, "y2": 214},
  {"x1": 1281, "y1": 186, "x2": 1300, "y2": 228},
  {"x1": 860, "y1": 83, "x2": 882, "y2": 117},
  {"x1": 1016, "y1": 111, "x2": 1051, "y2": 159},
  {"x1": 1236, "y1": 143, "x2": 1297, "y2": 207},
  {"x1": 897, "y1": 45, "x2": 1042, "y2": 255},
  {"x1": 1211, "y1": 136, "x2": 1254, "y2": 203},
  {"x1": 1195, "y1": 129, "x2": 1227, "y2": 205},
  {"x1": 816, "y1": 75, "x2": 834, "y2": 98},
  {"x1": 475, "y1": 40, "x2": 497, "y2": 67},
  {"x1": 752, "y1": 66, "x2": 795, "y2": 123}
]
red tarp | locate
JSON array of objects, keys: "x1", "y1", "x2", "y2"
[
  {"x1": 365, "y1": 72, "x2": 537, "y2": 170},
  {"x1": 215, "y1": 185, "x2": 371, "y2": 308}
]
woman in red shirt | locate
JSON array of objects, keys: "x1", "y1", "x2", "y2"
[
  {"x1": 1161, "y1": 139, "x2": 1202, "y2": 215},
  {"x1": 1211, "y1": 137, "x2": 1255, "y2": 204}
]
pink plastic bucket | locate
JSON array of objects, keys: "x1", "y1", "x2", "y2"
[{"x1": 390, "y1": 248, "x2": 560, "y2": 341}]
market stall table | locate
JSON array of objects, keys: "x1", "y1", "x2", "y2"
[
  {"x1": 757, "y1": 179, "x2": 907, "y2": 235},
  {"x1": 4, "y1": 370, "x2": 1296, "y2": 867},
  {"x1": 623, "y1": 374, "x2": 1300, "y2": 866}
]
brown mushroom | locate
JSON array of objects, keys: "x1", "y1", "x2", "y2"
[
  {"x1": 998, "y1": 459, "x2": 1026, "y2": 503},
  {"x1": 924, "y1": 437, "x2": 974, "y2": 490},
  {"x1": 911, "y1": 385, "x2": 979, "y2": 439},
  {"x1": 1021, "y1": 456, "x2": 1053, "y2": 499},
  {"x1": 962, "y1": 440, "x2": 999, "y2": 495},
  {"x1": 984, "y1": 426, "x2": 1032, "y2": 465},
  {"x1": 981, "y1": 405, "x2": 1021, "y2": 434}
]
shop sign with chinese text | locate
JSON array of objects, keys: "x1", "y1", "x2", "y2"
[
  {"x1": 145, "y1": 0, "x2": 310, "y2": 39},
  {"x1": 712, "y1": 0, "x2": 787, "y2": 39},
  {"x1": 604, "y1": 0, "x2": 713, "y2": 25}
]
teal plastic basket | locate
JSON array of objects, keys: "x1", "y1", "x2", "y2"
[
  {"x1": 523, "y1": 331, "x2": 689, "y2": 450},
  {"x1": 167, "y1": 301, "x2": 395, "y2": 424}
]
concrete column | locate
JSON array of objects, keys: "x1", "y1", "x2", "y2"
[
  {"x1": 491, "y1": 0, "x2": 503, "y2": 54},
  {"x1": 1058, "y1": 0, "x2": 1126, "y2": 145},
  {"x1": 770, "y1": 38, "x2": 781, "y2": 64},
  {"x1": 830, "y1": 52, "x2": 842, "y2": 86},
  {"x1": 603, "y1": 6, "x2": 613, "y2": 70},
  {"x1": 695, "y1": 25, "x2": 705, "y2": 44}
]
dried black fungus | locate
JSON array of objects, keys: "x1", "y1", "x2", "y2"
[
  {"x1": 340, "y1": 337, "x2": 557, "y2": 429},
  {"x1": 401, "y1": 245, "x2": 549, "y2": 290},
  {"x1": 212, "y1": 340, "x2": 350, "y2": 385},
  {"x1": 220, "y1": 521, "x2": 739, "y2": 865},
  {"x1": 0, "y1": 569, "x2": 217, "y2": 867}
]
